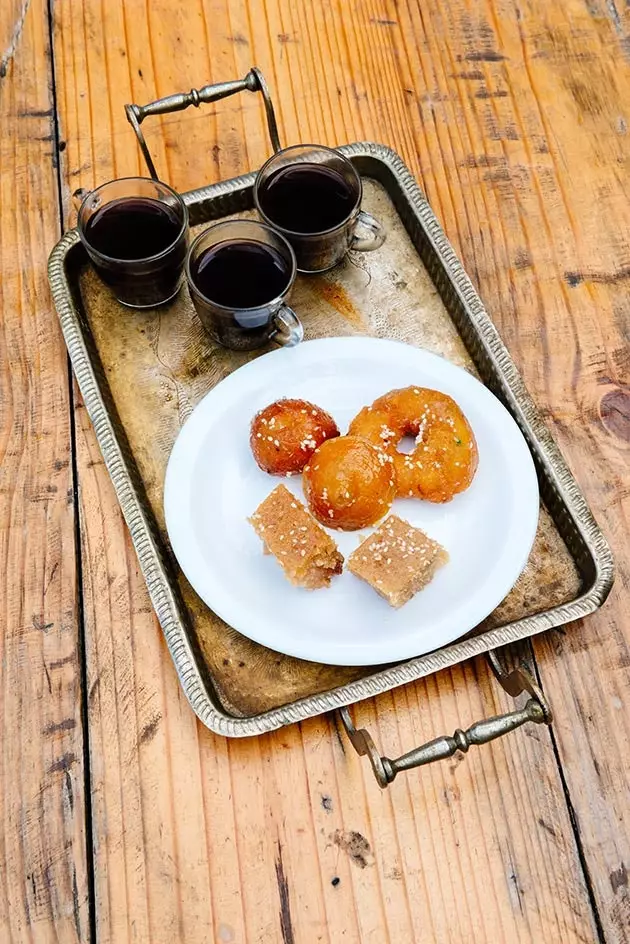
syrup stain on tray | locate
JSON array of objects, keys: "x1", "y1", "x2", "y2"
[{"x1": 311, "y1": 276, "x2": 366, "y2": 329}]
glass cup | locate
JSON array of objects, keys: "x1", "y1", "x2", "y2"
[
  {"x1": 185, "y1": 219, "x2": 303, "y2": 351},
  {"x1": 77, "y1": 177, "x2": 189, "y2": 308},
  {"x1": 253, "y1": 144, "x2": 386, "y2": 272}
]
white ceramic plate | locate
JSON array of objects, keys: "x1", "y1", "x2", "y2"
[{"x1": 164, "y1": 337, "x2": 539, "y2": 665}]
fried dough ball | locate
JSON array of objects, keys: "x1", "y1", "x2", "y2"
[
  {"x1": 250, "y1": 399, "x2": 339, "y2": 475},
  {"x1": 302, "y1": 435, "x2": 396, "y2": 530},
  {"x1": 349, "y1": 386, "x2": 478, "y2": 503}
]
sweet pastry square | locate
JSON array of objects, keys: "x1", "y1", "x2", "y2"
[
  {"x1": 348, "y1": 515, "x2": 447, "y2": 607},
  {"x1": 249, "y1": 484, "x2": 344, "y2": 589}
]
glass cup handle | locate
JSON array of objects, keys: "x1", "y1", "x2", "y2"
[
  {"x1": 271, "y1": 304, "x2": 304, "y2": 347},
  {"x1": 72, "y1": 188, "x2": 91, "y2": 212},
  {"x1": 69, "y1": 187, "x2": 93, "y2": 227},
  {"x1": 350, "y1": 210, "x2": 386, "y2": 253}
]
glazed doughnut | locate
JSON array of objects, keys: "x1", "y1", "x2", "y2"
[
  {"x1": 250, "y1": 399, "x2": 339, "y2": 475},
  {"x1": 348, "y1": 386, "x2": 478, "y2": 503},
  {"x1": 303, "y1": 435, "x2": 396, "y2": 531}
]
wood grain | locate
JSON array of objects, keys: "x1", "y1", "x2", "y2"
[
  {"x1": 49, "y1": 0, "x2": 630, "y2": 941},
  {"x1": 0, "y1": 1, "x2": 89, "y2": 941}
]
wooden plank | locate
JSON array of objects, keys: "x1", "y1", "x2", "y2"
[
  {"x1": 493, "y1": 4, "x2": 630, "y2": 939},
  {"x1": 0, "y1": 1, "x2": 89, "y2": 941},
  {"x1": 51, "y1": 0, "x2": 630, "y2": 941}
]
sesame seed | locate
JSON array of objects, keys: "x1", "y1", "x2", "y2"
[
  {"x1": 300, "y1": 526, "x2": 307, "y2": 531},
  {"x1": 301, "y1": 550, "x2": 306, "y2": 556},
  {"x1": 328, "y1": 510, "x2": 334, "y2": 518},
  {"x1": 291, "y1": 503, "x2": 297, "y2": 509}
]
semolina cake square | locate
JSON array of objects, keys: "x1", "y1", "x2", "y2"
[
  {"x1": 348, "y1": 515, "x2": 448, "y2": 607},
  {"x1": 249, "y1": 484, "x2": 344, "y2": 589}
]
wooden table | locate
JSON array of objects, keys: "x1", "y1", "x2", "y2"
[{"x1": 1, "y1": 1, "x2": 629, "y2": 941}]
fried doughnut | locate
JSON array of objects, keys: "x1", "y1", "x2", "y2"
[
  {"x1": 303, "y1": 435, "x2": 396, "y2": 531},
  {"x1": 348, "y1": 387, "x2": 478, "y2": 503},
  {"x1": 250, "y1": 399, "x2": 339, "y2": 475}
]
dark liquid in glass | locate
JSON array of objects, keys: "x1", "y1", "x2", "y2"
[
  {"x1": 257, "y1": 164, "x2": 356, "y2": 233},
  {"x1": 82, "y1": 196, "x2": 186, "y2": 307},
  {"x1": 84, "y1": 197, "x2": 182, "y2": 258},
  {"x1": 189, "y1": 239, "x2": 293, "y2": 350},
  {"x1": 190, "y1": 240, "x2": 290, "y2": 308}
]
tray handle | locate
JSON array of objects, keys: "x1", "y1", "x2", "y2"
[
  {"x1": 124, "y1": 67, "x2": 281, "y2": 181},
  {"x1": 339, "y1": 650, "x2": 552, "y2": 788}
]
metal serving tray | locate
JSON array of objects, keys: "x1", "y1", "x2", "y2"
[{"x1": 49, "y1": 140, "x2": 613, "y2": 786}]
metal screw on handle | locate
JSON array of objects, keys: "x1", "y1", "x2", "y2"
[
  {"x1": 339, "y1": 650, "x2": 552, "y2": 788},
  {"x1": 124, "y1": 67, "x2": 281, "y2": 181}
]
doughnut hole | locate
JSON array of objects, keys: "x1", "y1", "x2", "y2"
[
  {"x1": 250, "y1": 398, "x2": 339, "y2": 475},
  {"x1": 303, "y1": 435, "x2": 396, "y2": 531}
]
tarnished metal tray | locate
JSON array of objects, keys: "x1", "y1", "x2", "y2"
[{"x1": 48, "y1": 142, "x2": 613, "y2": 782}]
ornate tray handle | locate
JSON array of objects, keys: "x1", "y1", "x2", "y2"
[
  {"x1": 339, "y1": 650, "x2": 552, "y2": 788},
  {"x1": 125, "y1": 67, "x2": 281, "y2": 180}
]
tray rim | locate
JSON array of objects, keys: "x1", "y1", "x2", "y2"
[{"x1": 48, "y1": 141, "x2": 614, "y2": 737}]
